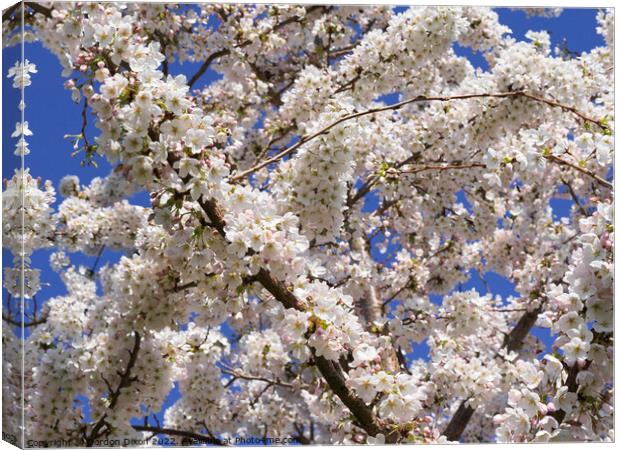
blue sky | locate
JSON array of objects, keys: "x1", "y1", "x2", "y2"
[{"x1": 2, "y1": 5, "x2": 607, "y2": 432}]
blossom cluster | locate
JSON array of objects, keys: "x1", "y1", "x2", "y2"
[{"x1": 1, "y1": 4, "x2": 614, "y2": 446}]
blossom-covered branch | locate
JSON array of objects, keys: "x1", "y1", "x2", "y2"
[{"x1": 2, "y1": 4, "x2": 613, "y2": 446}]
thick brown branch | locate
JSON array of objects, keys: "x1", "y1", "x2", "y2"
[
  {"x1": 443, "y1": 402, "x2": 475, "y2": 442},
  {"x1": 549, "y1": 363, "x2": 583, "y2": 424},
  {"x1": 24, "y1": 2, "x2": 52, "y2": 18},
  {"x1": 314, "y1": 355, "x2": 391, "y2": 440},
  {"x1": 3, "y1": 2, "x2": 53, "y2": 22},
  {"x1": 165, "y1": 153, "x2": 387, "y2": 440},
  {"x1": 187, "y1": 49, "x2": 230, "y2": 88},
  {"x1": 2, "y1": 2, "x2": 20, "y2": 22},
  {"x1": 443, "y1": 306, "x2": 542, "y2": 441},
  {"x1": 253, "y1": 268, "x2": 305, "y2": 311},
  {"x1": 502, "y1": 307, "x2": 542, "y2": 353}
]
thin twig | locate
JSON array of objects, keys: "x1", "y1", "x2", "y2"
[
  {"x1": 220, "y1": 368, "x2": 298, "y2": 389},
  {"x1": 562, "y1": 178, "x2": 588, "y2": 215},
  {"x1": 132, "y1": 425, "x2": 227, "y2": 446},
  {"x1": 2, "y1": 313, "x2": 48, "y2": 328},
  {"x1": 86, "y1": 245, "x2": 105, "y2": 279},
  {"x1": 231, "y1": 91, "x2": 609, "y2": 182},
  {"x1": 188, "y1": 6, "x2": 327, "y2": 88},
  {"x1": 86, "y1": 332, "x2": 141, "y2": 446},
  {"x1": 397, "y1": 163, "x2": 486, "y2": 174},
  {"x1": 547, "y1": 154, "x2": 612, "y2": 189},
  {"x1": 81, "y1": 97, "x2": 90, "y2": 148}
]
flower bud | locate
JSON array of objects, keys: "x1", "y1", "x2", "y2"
[{"x1": 577, "y1": 358, "x2": 587, "y2": 369}]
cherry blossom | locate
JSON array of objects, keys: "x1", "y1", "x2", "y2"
[{"x1": 1, "y1": 3, "x2": 614, "y2": 446}]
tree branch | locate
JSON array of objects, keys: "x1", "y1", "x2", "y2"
[
  {"x1": 86, "y1": 332, "x2": 141, "y2": 446},
  {"x1": 187, "y1": 49, "x2": 230, "y2": 88},
  {"x1": 397, "y1": 163, "x2": 486, "y2": 175},
  {"x1": 2, "y1": 313, "x2": 48, "y2": 328},
  {"x1": 314, "y1": 354, "x2": 389, "y2": 439},
  {"x1": 442, "y1": 305, "x2": 542, "y2": 441},
  {"x1": 24, "y1": 2, "x2": 52, "y2": 18},
  {"x1": 165, "y1": 152, "x2": 391, "y2": 441},
  {"x1": 562, "y1": 179, "x2": 588, "y2": 216},
  {"x1": 1, "y1": 2, "x2": 20, "y2": 22},
  {"x1": 220, "y1": 367, "x2": 300, "y2": 389},
  {"x1": 231, "y1": 91, "x2": 610, "y2": 182},
  {"x1": 549, "y1": 361, "x2": 590, "y2": 424},
  {"x1": 132, "y1": 425, "x2": 227, "y2": 446},
  {"x1": 187, "y1": 6, "x2": 328, "y2": 88},
  {"x1": 547, "y1": 154, "x2": 612, "y2": 189}
]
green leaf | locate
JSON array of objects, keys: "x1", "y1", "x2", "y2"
[{"x1": 377, "y1": 161, "x2": 390, "y2": 177}]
